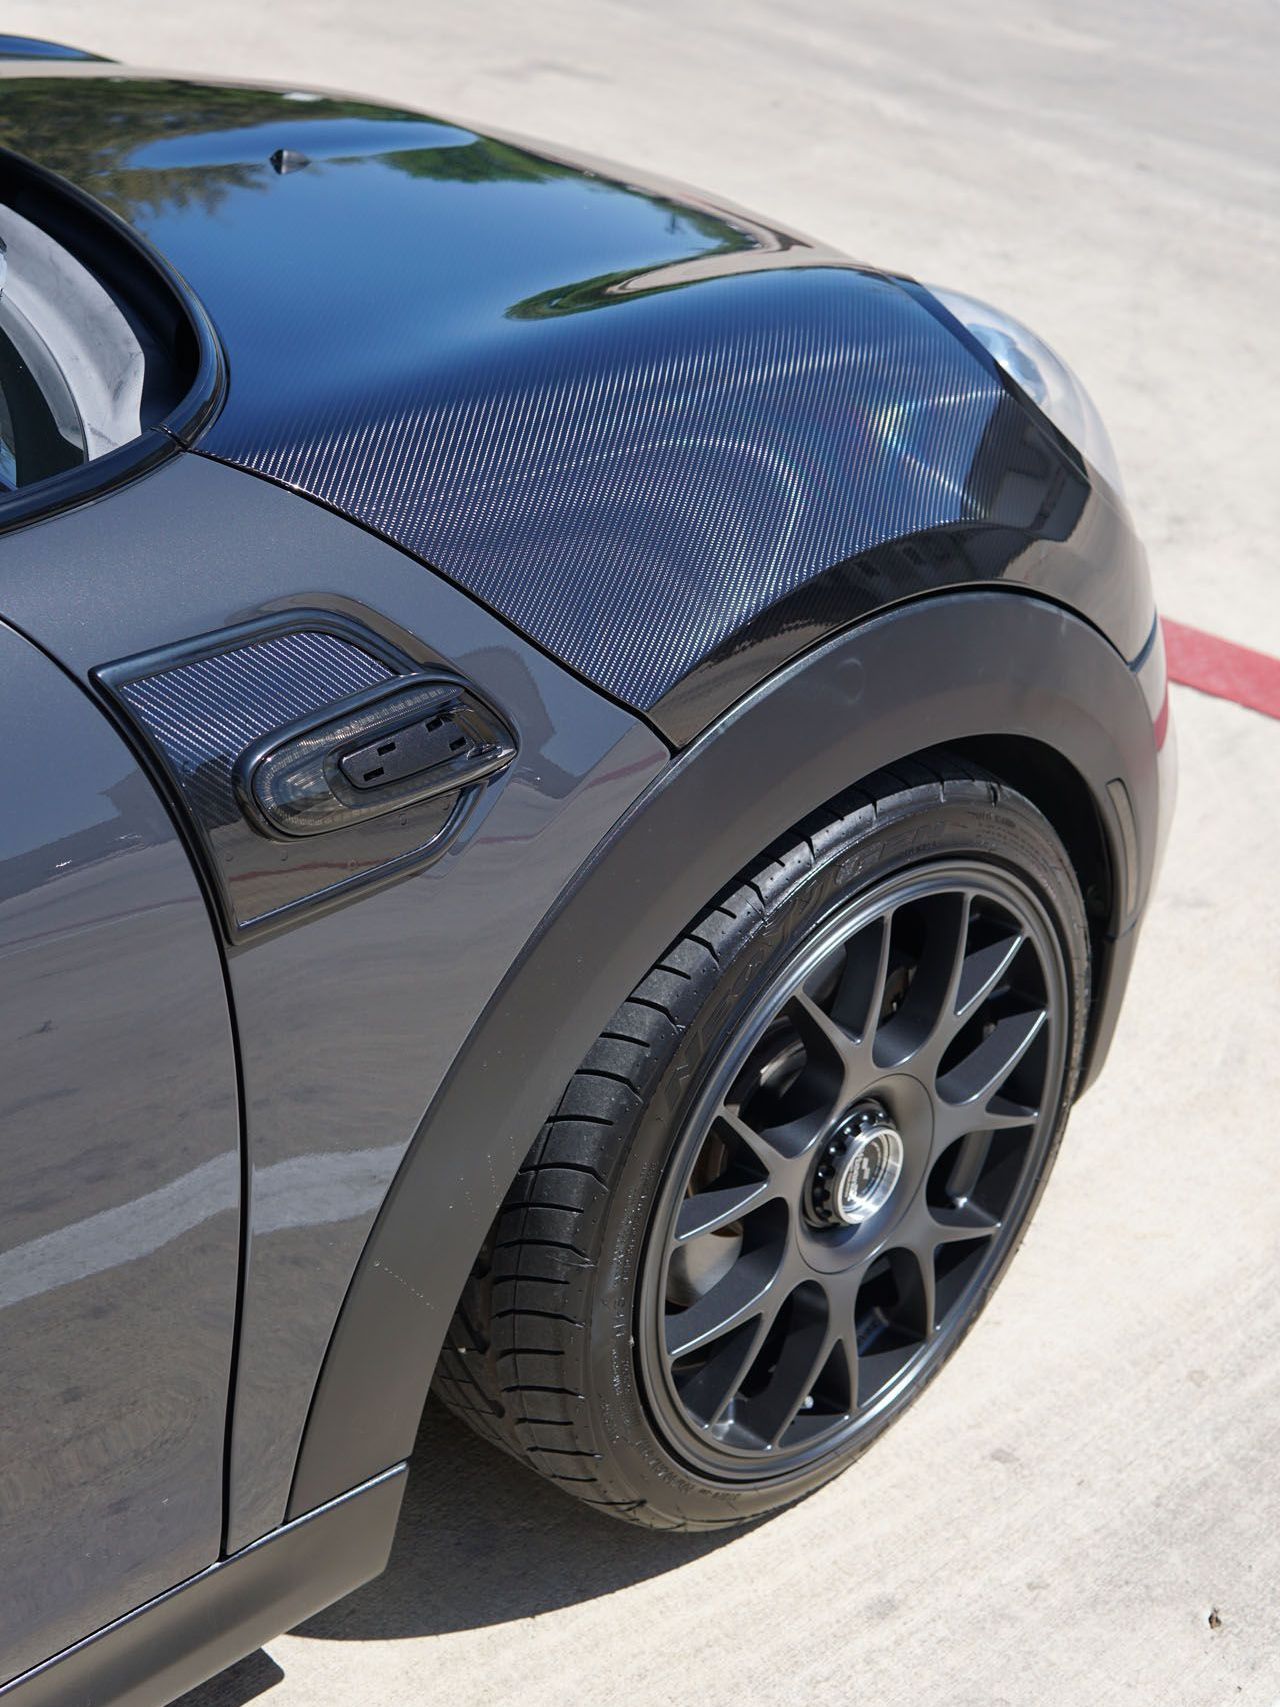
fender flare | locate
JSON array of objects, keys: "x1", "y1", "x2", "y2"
[{"x1": 288, "y1": 589, "x2": 1159, "y2": 1515}]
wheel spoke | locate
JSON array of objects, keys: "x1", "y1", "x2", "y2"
[
  {"x1": 873, "y1": 891, "x2": 970, "y2": 1069},
  {"x1": 787, "y1": 989, "x2": 860, "y2": 1081},
  {"x1": 712, "y1": 1107, "x2": 787, "y2": 1174},
  {"x1": 756, "y1": 1316, "x2": 836, "y2": 1447},
  {"x1": 945, "y1": 1128, "x2": 992, "y2": 1205},
  {"x1": 907, "y1": 1247, "x2": 938, "y2": 1341},
  {"x1": 955, "y1": 927, "x2": 1027, "y2": 1023},
  {"x1": 933, "y1": 1090, "x2": 1040, "y2": 1150},
  {"x1": 675, "y1": 1179, "x2": 771, "y2": 1241},
  {"x1": 830, "y1": 915, "x2": 892, "y2": 1049},
  {"x1": 855, "y1": 1331, "x2": 920, "y2": 1409},
  {"x1": 984, "y1": 1091, "x2": 1041, "y2": 1127},
  {"x1": 664, "y1": 1244, "x2": 781, "y2": 1360},
  {"x1": 678, "y1": 1313, "x2": 772, "y2": 1427},
  {"x1": 937, "y1": 1007, "x2": 1047, "y2": 1110},
  {"x1": 888, "y1": 1211, "x2": 941, "y2": 1336},
  {"x1": 929, "y1": 1201, "x2": 1001, "y2": 1244},
  {"x1": 850, "y1": 1242, "x2": 931, "y2": 1407},
  {"x1": 883, "y1": 897, "x2": 1036, "y2": 1077},
  {"x1": 937, "y1": 891, "x2": 975, "y2": 1023}
]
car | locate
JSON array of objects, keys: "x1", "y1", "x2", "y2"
[{"x1": 0, "y1": 30, "x2": 1175, "y2": 1706}]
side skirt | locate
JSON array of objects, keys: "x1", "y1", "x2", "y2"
[{"x1": 0, "y1": 1465, "x2": 407, "y2": 1707}]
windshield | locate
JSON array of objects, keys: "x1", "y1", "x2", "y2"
[
  {"x1": 0, "y1": 239, "x2": 88, "y2": 490},
  {"x1": 0, "y1": 199, "x2": 146, "y2": 494}
]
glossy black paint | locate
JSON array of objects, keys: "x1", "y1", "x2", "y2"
[
  {"x1": 293, "y1": 589, "x2": 1166, "y2": 1514},
  {"x1": 0, "y1": 71, "x2": 1151, "y2": 740},
  {"x1": 0, "y1": 621, "x2": 238, "y2": 1679}
]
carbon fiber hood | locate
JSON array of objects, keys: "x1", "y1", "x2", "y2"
[{"x1": 0, "y1": 70, "x2": 1145, "y2": 736}]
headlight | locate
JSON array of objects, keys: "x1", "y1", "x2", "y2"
[{"x1": 926, "y1": 285, "x2": 1124, "y2": 496}]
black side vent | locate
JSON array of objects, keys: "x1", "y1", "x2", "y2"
[{"x1": 97, "y1": 612, "x2": 517, "y2": 939}]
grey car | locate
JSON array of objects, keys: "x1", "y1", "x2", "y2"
[{"x1": 0, "y1": 32, "x2": 1173, "y2": 1706}]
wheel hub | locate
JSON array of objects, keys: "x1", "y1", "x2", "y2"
[{"x1": 809, "y1": 1101, "x2": 905, "y2": 1228}]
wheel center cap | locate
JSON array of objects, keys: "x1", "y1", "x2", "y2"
[{"x1": 812, "y1": 1103, "x2": 905, "y2": 1228}]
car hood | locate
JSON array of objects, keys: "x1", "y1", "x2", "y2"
[{"x1": 0, "y1": 68, "x2": 1092, "y2": 730}]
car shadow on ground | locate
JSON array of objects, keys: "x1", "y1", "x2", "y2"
[
  {"x1": 296, "y1": 1397, "x2": 742, "y2": 1639},
  {"x1": 177, "y1": 1398, "x2": 743, "y2": 1703}
]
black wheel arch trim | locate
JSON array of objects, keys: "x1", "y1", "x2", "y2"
[{"x1": 287, "y1": 588, "x2": 1163, "y2": 1518}]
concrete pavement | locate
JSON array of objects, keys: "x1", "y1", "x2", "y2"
[{"x1": 7, "y1": 3, "x2": 1276, "y2": 1702}]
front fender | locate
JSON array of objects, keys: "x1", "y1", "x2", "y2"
[{"x1": 290, "y1": 587, "x2": 1164, "y2": 1517}]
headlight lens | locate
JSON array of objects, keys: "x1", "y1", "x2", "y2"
[{"x1": 926, "y1": 285, "x2": 1124, "y2": 496}]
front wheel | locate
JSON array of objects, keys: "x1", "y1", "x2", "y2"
[{"x1": 434, "y1": 755, "x2": 1089, "y2": 1529}]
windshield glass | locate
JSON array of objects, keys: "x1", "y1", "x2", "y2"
[
  {"x1": 0, "y1": 238, "x2": 88, "y2": 490},
  {"x1": 0, "y1": 194, "x2": 150, "y2": 495}
]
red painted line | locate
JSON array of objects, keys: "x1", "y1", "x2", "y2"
[{"x1": 1163, "y1": 618, "x2": 1280, "y2": 721}]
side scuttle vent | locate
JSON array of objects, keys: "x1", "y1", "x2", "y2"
[{"x1": 96, "y1": 611, "x2": 517, "y2": 940}]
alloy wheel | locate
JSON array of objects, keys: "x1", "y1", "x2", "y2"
[{"x1": 637, "y1": 858, "x2": 1069, "y2": 1480}]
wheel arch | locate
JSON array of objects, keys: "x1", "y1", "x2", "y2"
[
  {"x1": 943, "y1": 730, "x2": 1114, "y2": 1039},
  {"x1": 287, "y1": 588, "x2": 1160, "y2": 1518}
]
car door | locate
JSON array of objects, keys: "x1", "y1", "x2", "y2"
[{"x1": 0, "y1": 619, "x2": 240, "y2": 1684}]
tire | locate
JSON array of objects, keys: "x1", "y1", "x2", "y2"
[{"x1": 433, "y1": 752, "x2": 1089, "y2": 1530}]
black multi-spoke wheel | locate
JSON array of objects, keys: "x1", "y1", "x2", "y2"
[
  {"x1": 435, "y1": 757, "x2": 1089, "y2": 1529},
  {"x1": 639, "y1": 863, "x2": 1066, "y2": 1476}
]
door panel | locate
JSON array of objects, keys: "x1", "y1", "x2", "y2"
[
  {"x1": 0, "y1": 454, "x2": 670, "y2": 1557},
  {"x1": 0, "y1": 623, "x2": 239, "y2": 1682}
]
